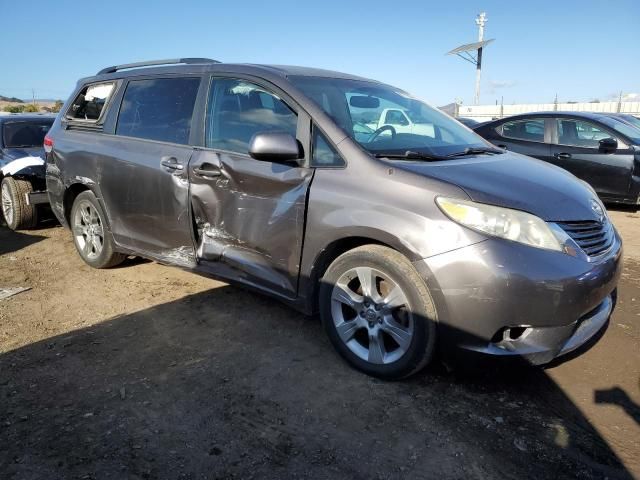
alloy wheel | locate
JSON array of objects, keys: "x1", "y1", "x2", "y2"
[
  {"x1": 73, "y1": 200, "x2": 105, "y2": 260},
  {"x1": 1, "y1": 182, "x2": 14, "y2": 226},
  {"x1": 330, "y1": 266, "x2": 414, "y2": 365}
]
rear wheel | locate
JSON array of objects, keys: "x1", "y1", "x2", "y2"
[
  {"x1": 70, "y1": 191, "x2": 125, "y2": 269},
  {"x1": 319, "y1": 245, "x2": 437, "y2": 379},
  {"x1": 1, "y1": 177, "x2": 37, "y2": 230}
]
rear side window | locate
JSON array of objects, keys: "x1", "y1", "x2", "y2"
[
  {"x1": 67, "y1": 82, "x2": 115, "y2": 122},
  {"x1": 116, "y1": 77, "x2": 200, "y2": 145},
  {"x1": 500, "y1": 119, "x2": 545, "y2": 142},
  {"x1": 205, "y1": 78, "x2": 298, "y2": 154}
]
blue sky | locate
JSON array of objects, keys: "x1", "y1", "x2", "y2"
[{"x1": 1, "y1": 0, "x2": 638, "y2": 106}]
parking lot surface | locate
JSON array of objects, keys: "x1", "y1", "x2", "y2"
[{"x1": 1, "y1": 209, "x2": 639, "y2": 479}]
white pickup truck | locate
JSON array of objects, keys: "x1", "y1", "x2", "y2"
[{"x1": 367, "y1": 108, "x2": 435, "y2": 137}]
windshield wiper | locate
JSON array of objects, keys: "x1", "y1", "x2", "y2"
[
  {"x1": 445, "y1": 147, "x2": 504, "y2": 158},
  {"x1": 373, "y1": 150, "x2": 446, "y2": 161}
]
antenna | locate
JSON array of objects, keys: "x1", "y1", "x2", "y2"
[{"x1": 447, "y1": 12, "x2": 494, "y2": 105}]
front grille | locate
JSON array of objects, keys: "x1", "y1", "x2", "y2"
[{"x1": 557, "y1": 220, "x2": 614, "y2": 257}]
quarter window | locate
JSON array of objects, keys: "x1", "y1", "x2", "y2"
[
  {"x1": 312, "y1": 128, "x2": 345, "y2": 167},
  {"x1": 116, "y1": 77, "x2": 200, "y2": 145},
  {"x1": 500, "y1": 119, "x2": 545, "y2": 142},
  {"x1": 205, "y1": 78, "x2": 298, "y2": 154},
  {"x1": 67, "y1": 82, "x2": 115, "y2": 122},
  {"x1": 557, "y1": 119, "x2": 609, "y2": 148}
]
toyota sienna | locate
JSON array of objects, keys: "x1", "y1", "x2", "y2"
[{"x1": 44, "y1": 58, "x2": 622, "y2": 378}]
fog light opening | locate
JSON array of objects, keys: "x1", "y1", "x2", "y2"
[{"x1": 491, "y1": 326, "x2": 529, "y2": 344}]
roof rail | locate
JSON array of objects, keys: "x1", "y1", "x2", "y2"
[{"x1": 97, "y1": 58, "x2": 220, "y2": 75}]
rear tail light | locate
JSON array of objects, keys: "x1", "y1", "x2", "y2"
[{"x1": 43, "y1": 135, "x2": 53, "y2": 154}]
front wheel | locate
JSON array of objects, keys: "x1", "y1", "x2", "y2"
[
  {"x1": 1, "y1": 177, "x2": 38, "y2": 230},
  {"x1": 319, "y1": 245, "x2": 437, "y2": 379},
  {"x1": 70, "y1": 191, "x2": 125, "y2": 269}
]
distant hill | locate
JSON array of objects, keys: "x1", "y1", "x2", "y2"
[{"x1": 0, "y1": 95, "x2": 24, "y2": 103}]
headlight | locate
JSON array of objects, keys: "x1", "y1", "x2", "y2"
[{"x1": 436, "y1": 197, "x2": 563, "y2": 252}]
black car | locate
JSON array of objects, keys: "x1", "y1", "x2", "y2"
[
  {"x1": 0, "y1": 114, "x2": 55, "y2": 229},
  {"x1": 604, "y1": 113, "x2": 640, "y2": 131},
  {"x1": 474, "y1": 112, "x2": 640, "y2": 205},
  {"x1": 456, "y1": 117, "x2": 481, "y2": 128}
]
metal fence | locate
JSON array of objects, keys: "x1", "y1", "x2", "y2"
[{"x1": 455, "y1": 101, "x2": 640, "y2": 121}]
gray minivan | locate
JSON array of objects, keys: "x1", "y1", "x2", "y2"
[{"x1": 45, "y1": 58, "x2": 622, "y2": 378}]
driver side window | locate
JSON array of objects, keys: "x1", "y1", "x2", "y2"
[
  {"x1": 556, "y1": 119, "x2": 609, "y2": 148},
  {"x1": 205, "y1": 78, "x2": 298, "y2": 154}
]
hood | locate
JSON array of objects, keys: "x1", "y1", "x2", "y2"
[
  {"x1": 394, "y1": 152, "x2": 603, "y2": 222},
  {"x1": 2, "y1": 147, "x2": 44, "y2": 163},
  {"x1": 0, "y1": 155, "x2": 45, "y2": 177}
]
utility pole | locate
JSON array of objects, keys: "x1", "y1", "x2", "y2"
[
  {"x1": 447, "y1": 13, "x2": 494, "y2": 107},
  {"x1": 617, "y1": 91, "x2": 623, "y2": 113},
  {"x1": 32, "y1": 88, "x2": 36, "y2": 105},
  {"x1": 474, "y1": 12, "x2": 487, "y2": 105}
]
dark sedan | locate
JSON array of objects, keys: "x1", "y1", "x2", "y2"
[{"x1": 474, "y1": 112, "x2": 640, "y2": 205}]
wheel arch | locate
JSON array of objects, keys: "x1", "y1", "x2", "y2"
[
  {"x1": 63, "y1": 183, "x2": 112, "y2": 230},
  {"x1": 302, "y1": 231, "x2": 419, "y2": 315}
]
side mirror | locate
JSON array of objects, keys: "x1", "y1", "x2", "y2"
[
  {"x1": 599, "y1": 137, "x2": 617, "y2": 153},
  {"x1": 249, "y1": 132, "x2": 301, "y2": 162}
]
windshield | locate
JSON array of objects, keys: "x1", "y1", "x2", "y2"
[
  {"x1": 2, "y1": 120, "x2": 53, "y2": 148},
  {"x1": 600, "y1": 116, "x2": 640, "y2": 144},
  {"x1": 290, "y1": 76, "x2": 490, "y2": 157}
]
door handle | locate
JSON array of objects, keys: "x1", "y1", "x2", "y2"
[
  {"x1": 193, "y1": 163, "x2": 222, "y2": 178},
  {"x1": 160, "y1": 156, "x2": 184, "y2": 171},
  {"x1": 555, "y1": 153, "x2": 572, "y2": 159},
  {"x1": 497, "y1": 144, "x2": 507, "y2": 150}
]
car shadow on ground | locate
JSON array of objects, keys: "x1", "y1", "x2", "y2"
[
  {"x1": 0, "y1": 284, "x2": 633, "y2": 479},
  {"x1": 0, "y1": 226, "x2": 45, "y2": 256}
]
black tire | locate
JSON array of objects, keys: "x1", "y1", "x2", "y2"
[
  {"x1": 70, "y1": 191, "x2": 125, "y2": 269},
  {"x1": 319, "y1": 245, "x2": 437, "y2": 379},
  {"x1": 1, "y1": 177, "x2": 38, "y2": 230}
]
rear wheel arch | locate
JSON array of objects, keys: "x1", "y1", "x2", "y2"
[{"x1": 63, "y1": 183, "x2": 112, "y2": 231}]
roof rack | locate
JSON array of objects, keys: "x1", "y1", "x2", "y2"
[{"x1": 97, "y1": 58, "x2": 220, "y2": 75}]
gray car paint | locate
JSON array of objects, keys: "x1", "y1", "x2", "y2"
[{"x1": 45, "y1": 62, "x2": 623, "y2": 362}]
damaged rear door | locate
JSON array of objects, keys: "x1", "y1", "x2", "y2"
[
  {"x1": 101, "y1": 75, "x2": 203, "y2": 266},
  {"x1": 190, "y1": 77, "x2": 313, "y2": 298}
]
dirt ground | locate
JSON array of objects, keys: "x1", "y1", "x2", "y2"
[{"x1": 0, "y1": 209, "x2": 638, "y2": 479}]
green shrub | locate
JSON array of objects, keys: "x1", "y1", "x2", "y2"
[
  {"x1": 22, "y1": 104, "x2": 40, "y2": 112},
  {"x1": 51, "y1": 100, "x2": 64, "y2": 113},
  {"x1": 3, "y1": 104, "x2": 25, "y2": 113}
]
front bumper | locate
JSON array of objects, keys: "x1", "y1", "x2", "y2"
[
  {"x1": 464, "y1": 293, "x2": 613, "y2": 365},
  {"x1": 413, "y1": 232, "x2": 622, "y2": 365}
]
